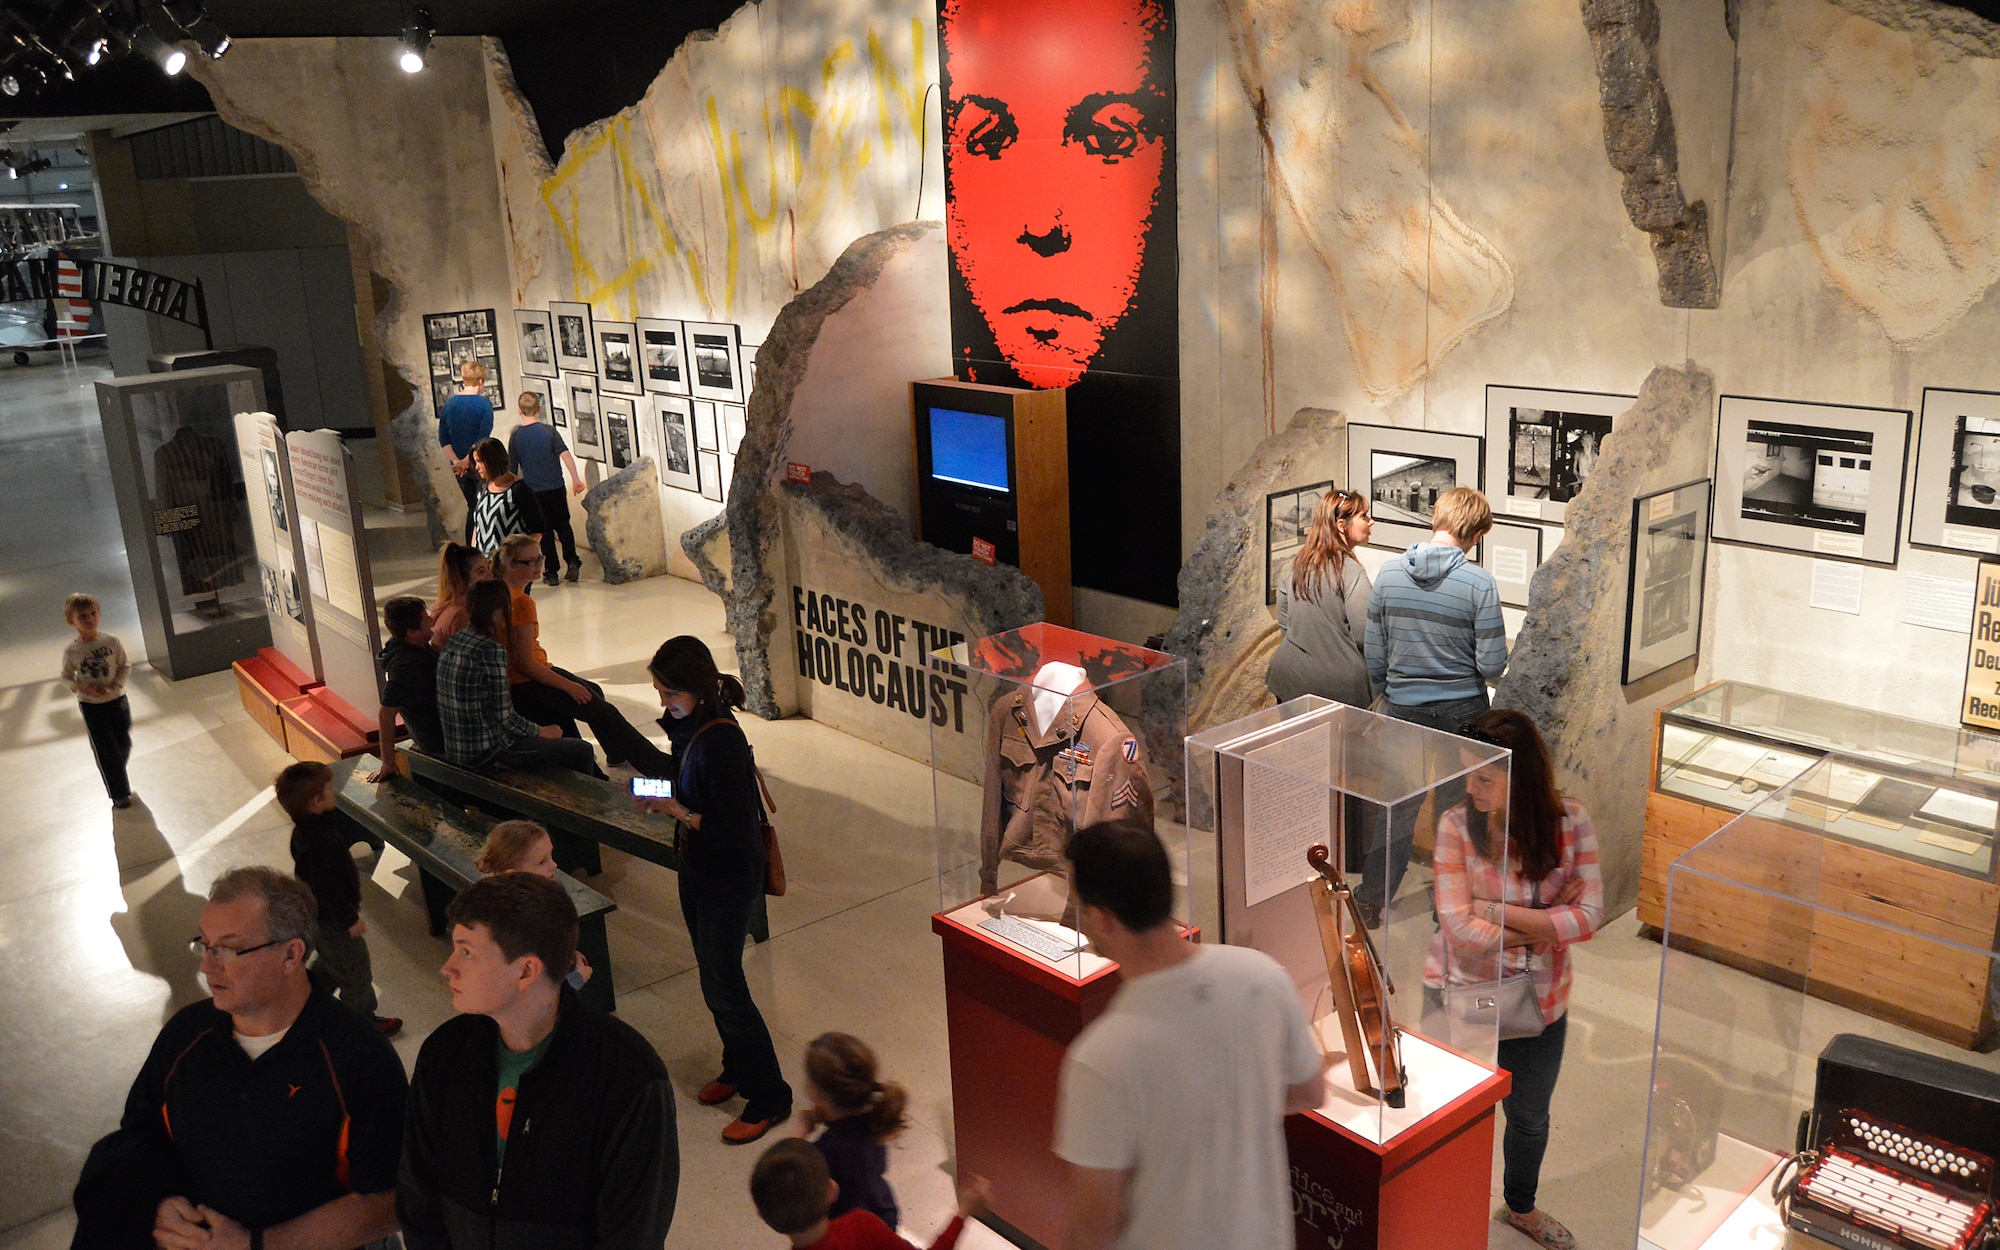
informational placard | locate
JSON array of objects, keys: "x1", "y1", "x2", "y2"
[
  {"x1": 1242, "y1": 726, "x2": 1334, "y2": 908},
  {"x1": 286, "y1": 429, "x2": 382, "y2": 717},
  {"x1": 1902, "y1": 572, "x2": 1975, "y2": 633},
  {"x1": 1961, "y1": 560, "x2": 2000, "y2": 731},
  {"x1": 234, "y1": 411, "x2": 320, "y2": 681}
]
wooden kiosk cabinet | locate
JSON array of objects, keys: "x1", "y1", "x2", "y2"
[
  {"x1": 1642, "y1": 680, "x2": 2000, "y2": 1046},
  {"x1": 911, "y1": 379, "x2": 1070, "y2": 625}
]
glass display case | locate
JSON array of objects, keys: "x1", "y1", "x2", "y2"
[
  {"x1": 1186, "y1": 696, "x2": 1511, "y2": 1143},
  {"x1": 96, "y1": 365, "x2": 272, "y2": 679},
  {"x1": 930, "y1": 621, "x2": 1187, "y2": 982},
  {"x1": 1636, "y1": 776, "x2": 2000, "y2": 1250},
  {"x1": 1655, "y1": 682, "x2": 2000, "y2": 878}
]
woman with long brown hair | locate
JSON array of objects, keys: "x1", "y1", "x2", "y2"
[
  {"x1": 1425, "y1": 708, "x2": 1603, "y2": 1250},
  {"x1": 1267, "y1": 489, "x2": 1375, "y2": 707}
]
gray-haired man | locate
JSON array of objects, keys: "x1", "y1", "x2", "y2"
[{"x1": 82, "y1": 867, "x2": 409, "y2": 1250}]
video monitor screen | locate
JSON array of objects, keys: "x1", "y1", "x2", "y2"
[{"x1": 929, "y1": 407, "x2": 1009, "y2": 493}]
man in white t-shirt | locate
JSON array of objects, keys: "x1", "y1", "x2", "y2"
[{"x1": 1054, "y1": 821, "x2": 1328, "y2": 1250}]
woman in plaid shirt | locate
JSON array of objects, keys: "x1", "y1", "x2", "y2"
[{"x1": 1425, "y1": 708, "x2": 1603, "y2": 1250}]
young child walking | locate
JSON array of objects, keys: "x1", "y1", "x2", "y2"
[
  {"x1": 276, "y1": 761, "x2": 401, "y2": 1037},
  {"x1": 61, "y1": 593, "x2": 133, "y2": 809},
  {"x1": 751, "y1": 1138, "x2": 988, "y2": 1250},
  {"x1": 794, "y1": 1032, "x2": 910, "y2": 1231}
]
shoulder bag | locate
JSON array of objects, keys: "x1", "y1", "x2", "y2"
[
  {"x1": 682, "y1": 719, "x2": 787, "y2": 897},
  {"x1": 1422, "y1": 878, "x2": 1547, "y2": 1047}
]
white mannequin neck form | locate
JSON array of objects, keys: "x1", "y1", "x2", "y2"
[{"x1": 1028, "y1": 662, "x2": 1089, "y2": 736}]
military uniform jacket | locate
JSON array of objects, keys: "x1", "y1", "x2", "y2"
[{"x1": 980, "y1": 690, "x2": 1152, "y2": 892}]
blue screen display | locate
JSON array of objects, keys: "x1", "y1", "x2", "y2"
[{"x1": 929, "y1": 407, "x2": 1009, "y2": 493}]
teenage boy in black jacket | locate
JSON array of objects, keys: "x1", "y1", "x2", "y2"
[{"x1": 398, "y1": 873, "x2": 679, "y2": 1250}]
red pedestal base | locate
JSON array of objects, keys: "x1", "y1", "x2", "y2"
[
  {"x1": 1286, "y1": 1053, "x2": 1510, "y2": 1250},
  {"x1": 933, "y1": 911, "x2": 1121, "y2": 1249}
]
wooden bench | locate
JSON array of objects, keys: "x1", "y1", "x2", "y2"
[
  {"x1": 333, "y1": 756, "x2": 618, "y2": 1014},
  {"x1": 233, "y1": 647, "x2": 317, "y2": 748},
  {"x1": 283, "y1": 688, "x2": 380, "y2": 762},
  {"x1": 398, "y1": 746, "x2": 770, "y2": 943}
]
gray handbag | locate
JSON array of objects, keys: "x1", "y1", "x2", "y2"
[{"x1": 1421, "y1": 882, "x2": 1549, "y2": 1046}]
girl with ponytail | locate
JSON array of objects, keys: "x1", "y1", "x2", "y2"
[{"x1": 795, "y1": 1032, "x2": 911, "y2": 1230}]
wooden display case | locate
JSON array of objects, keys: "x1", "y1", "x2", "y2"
[{"x1": 1641, "y1": 680, "x2": 2000, "y2": 1046}]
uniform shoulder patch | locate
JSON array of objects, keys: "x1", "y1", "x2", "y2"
[{"x1": 1121, "y1": 737, "x2": 1139, "y2": 763}]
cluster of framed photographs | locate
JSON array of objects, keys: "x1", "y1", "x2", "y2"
[
  {"x1": 510, "y1": 302, "x2": 752, "y2": 499},
  {"x1": 422, "y1": 308, "x2": 504, "y2": 416},
  {"x1": 515, "y1": 304, "x2": 747, "y2": 404}
]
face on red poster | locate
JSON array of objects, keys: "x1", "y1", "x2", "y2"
[{"x1": 939, "y1": 0, "x2": 1169, "y2": 389}]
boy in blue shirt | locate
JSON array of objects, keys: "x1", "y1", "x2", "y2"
[{"x1": 507, "y1": 391, "x2": 586, "y2": 585}]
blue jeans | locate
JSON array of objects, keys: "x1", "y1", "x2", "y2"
[
  {"x1": 1362, "y1": 691, "x2": 1491, "y2": 910},
  {"x1": 680, "y1": 876, "x2": 791, "y2": 1122},
  {"x1": 1497, "y1": 1011, "x2": 1568, "y2": 1214},
  {"x1": 494, "y1": 733, "x2": 599, "y2": 774}
]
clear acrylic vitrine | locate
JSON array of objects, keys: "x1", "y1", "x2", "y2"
[
  {"x1": 1638, "y1": 759, "x2": 2000, "y2": 1249},
  {"x1": 930, "y1": 621, "x2": 1188, "y2": 982},
  {"x1": 1186, "y1": 695, "x2": 1512, "y2": 1143},
  {"x1": 95, "y1": 364, "x2": 272, "y2": 679}
]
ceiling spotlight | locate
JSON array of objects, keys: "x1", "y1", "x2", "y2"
[
  {"x1": 399, "y1": 8, "x2": 434, "y2": 74},
  {"x1": 2, "y1": 61, "x2": 49, "y2": 95},
  {"x1": 153, "y1": 0, "x2": 228, "y2": 60},
  {"x1": 131, "y1": 23, "x2": 185, "y2": 75}
]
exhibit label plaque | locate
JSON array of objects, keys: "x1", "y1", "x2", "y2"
[{"x1": 1962, "y1": 559, "x2": 2000, "y2": 731}]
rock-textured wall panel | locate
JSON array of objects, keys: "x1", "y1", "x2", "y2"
[
  {"x1": 1783, "y1": 0, "x2": 2000, "y2": 344},
  {"x1": 1579, "y1": 0, "x2": 1721, "y2": 308},
  {"x1": 489, "y1": 4, "x2": 935, "y2": 337},
  {"x1": 192, "y1": 38, "x2": 518, "y2": 543},
  {"x1": 683, "y1": 220, "x2": 1038, "y2": 750},
  {"x1": 1497, "y1": 361, "x2": 1716, "y2": 914},
  {"x1": 1143, "y1": 407, "x2": 1348, "y2": 810},
  {"x1": 1222, "y1": 0, "x2": 1515, "y2": 400},
  {"x1": 583, "y1": 459, "x2": 670, "y2": 583}
]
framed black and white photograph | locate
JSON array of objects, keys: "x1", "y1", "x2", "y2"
[
  {"x1": 550, "y1": 301, "x2": 597, "y2": 374},
  {"x1": 636, "y1": 317, "x2": 689, "y2": 395},
  {"x1": 594, "y1": 320, "x2": 643, "y2": 396},
  {"x1": 1482, "y1": 522, "x2": 1545, "y2": 609},
  {"x1": 1484, "y1": 385, "x2": 1630, "y2": 525},
  {"x1": 1346, "y1": 424, "x2": 1484, "y2": 551},
  {"x1": 721, "y1": 403, "x2": 747, "y2": 453},
  {"x1": 686, "y1": 320, "x2": 743, "y2": 403},
  {"x1": 602, "y1": 395, "x2": 637, "y2": 470},
  {"x1": 1623, "y1": 478, "x2": 1712, "y2": 685},
  {"x1": 1911, "y1": 388, "x2": 2000, "y2": 556},
  {"x1": 566, "y1": 374, "x2": 602, "y2": 463},
  {"x1": 1713, "y1": 395, "x2": 1910, "y2": 566},
  {"x1": 422, "y1": 306, "x2": 504, "y2": 417},
  {"x1": 697, "y1": 449, "x2": 724, "y2": 503},
  {"x1": 1264, "y1": 481, "x2": 1334, "y2": 606},
  {"x1": 692, "y1": 400, "x2": 720, "y2": 451},
  {"x1": 654, "y1": 395, "x2": 701, "y2": 492},
  {"x1": 514, "y1": 309, "x2": 557, "y2": 378}
]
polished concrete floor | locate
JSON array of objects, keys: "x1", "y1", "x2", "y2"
[{"x1": 0, "y1": 353, "x2": 1959, "y2": 1250}]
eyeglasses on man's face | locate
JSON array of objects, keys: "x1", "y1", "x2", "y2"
[{"x1": 189, "y1": 936, "x2": 283, "y2": 965}]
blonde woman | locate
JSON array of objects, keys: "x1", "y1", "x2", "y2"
[
  {"x1": 425, "y1": 542, "x2": 491, "y2": 653},
  {"x1": 1267, "y1": 489, "x2": 1375, "y2": 708},
  {"x1": 437, "y1": 358, "x2": 495, "y2": 541}
]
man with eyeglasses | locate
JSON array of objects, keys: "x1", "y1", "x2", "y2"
[{"x1": 78, "y1": 867, "x2": 408, "y2": 1250}]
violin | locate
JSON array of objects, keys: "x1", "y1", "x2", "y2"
[{"x1": 1306, "y1": 843, "x2": 1407, "y2": 1109}]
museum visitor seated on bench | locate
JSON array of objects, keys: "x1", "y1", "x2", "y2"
[{"x1": 437, "y1": 579, "x2": 597, "y2": 776}]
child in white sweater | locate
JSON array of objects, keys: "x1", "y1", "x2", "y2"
[{"x1": 61, "y1": 593, "x2": 133, "y2": 808}]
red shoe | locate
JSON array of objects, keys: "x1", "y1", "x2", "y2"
[
  {"x1": 372, "y1": 1016, "x2": 404, "y2": 1038},
  {"x1": 722, "y1": 1114, "x2": 778, "y2": 1144},
  {"x1": 696, "y1": 1078, "x2": 738, "y2": 1105}
]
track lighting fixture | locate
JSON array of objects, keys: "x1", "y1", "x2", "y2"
[
  {"x1": 158, "y1": 0, "x2": 227, "y2": 58},
  {"x1": 0, "y1": 0, "x2": 233, "y2": 96},
  {"x1": 399, "y1": 7, "x2": 434, "y2": 74}
]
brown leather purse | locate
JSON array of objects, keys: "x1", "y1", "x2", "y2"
[{"x1": 683, "y1": 718, "x2": 786, "y2": 897}]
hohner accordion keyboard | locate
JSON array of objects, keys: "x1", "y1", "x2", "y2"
[{"x1": 1774, "y1": 1036, "x2": 2000, "y2": 1250}]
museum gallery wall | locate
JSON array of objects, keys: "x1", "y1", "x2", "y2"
[{"x1": 187, "y1": 0, "x2": 2000, "y2": 908}]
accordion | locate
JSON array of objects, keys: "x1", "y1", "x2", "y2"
[{"x1": 1777, "y1": 1036, "x2": 2000, "y2": 1250}]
